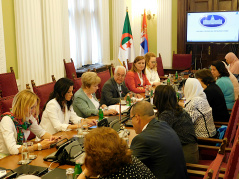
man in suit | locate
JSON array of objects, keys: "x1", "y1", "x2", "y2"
[
  {"x1": 130, "y1": 101, "x2": 188, "y2": 179},
  {"x1": 100, "y1": 66, "x2": 141, "y2": 106}
]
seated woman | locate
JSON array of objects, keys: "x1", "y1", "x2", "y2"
[
  {"x1": 182, "y1": 78, "x2": 217, "y2": 138},
  {"x1": 225, "y1": 52, "x2": 239, "y2": 75},
  {"x1": 73, "y1": 72, "x2": 117, "y2": 118},
  {"x1": 0, "y1": 90, "x2": 56, "y2": 155},
  {"x1": 40, "y1": 78, "x2": 96, "y2": 134},
  {"x1": 195, "y1": 69, "x2": 230, "y2": 122},
  {"x1": 144, "y1": 52, "x2": 161, "y2": 86},
  {"x1": 222, "y1": 61, "x2": 239, "y2": 100},
  {"x1": 153, "y1": 85, "x2": 199, "y2": 164},
  {"x1": 125, "y1": 56, "x2": 151, "y2": 93},
  {"x1": 211, "y1": 61, "x2": 235, "y2": 109},
  {"x1": 77, "y1": 127, "x2": 156, "y2": 179}
]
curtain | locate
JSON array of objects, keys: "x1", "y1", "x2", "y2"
[
  {"x1": 0, "y1": 0, "x2": 6, "y2": 74},
  {"x1": 68, "y1": 0, "x2": 105, "y2": 69},
  {"x1": 14, "y1": 0, "x2": 70, "y2": 89}
]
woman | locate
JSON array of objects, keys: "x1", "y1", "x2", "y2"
[
  {"x1": 125, "y1": 56, "x2": 151, "y2": 93},
  {"x1": 73, "y1": 72, "x2": 117, "y2": 118},
  {"x1": 225, "y1": 52, "x2": 239, "y2": 74},
  {"x1": 144, "y1": 52, "x2": 161, "y2": 86},
  {"x1": 0, "y1": 90, "x2": 56, "y2": 155},
  {"x1": 222, "y1": 61, "x2": 239, "y2": 100},
  {"x1": 77, "y1": 127, "x2": 156, "y2": 179},
  {"x1": 195, "y1": 69, "x2": 230, "y2": 122},
  {"x1": 40, "y1": 78, "x2": 96, "y2": 134},
  {"x1": 211, "y1": 61, "x2": 235, "y2": 109},
  {"x1": 182, "y1": 78, "x2": 217, "y2": 138},
  {"x1": 154, "y1": 85, "x2": 199, "y2": 164}
]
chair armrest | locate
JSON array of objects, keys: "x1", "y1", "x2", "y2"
[
  {"x1": 198, "y1": 137, "x2": 223, "y2": 143},
  {"x1": 214, "y1": 121, "x2": 229, "y2": 126}
]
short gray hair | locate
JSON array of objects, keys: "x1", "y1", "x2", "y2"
[{"x1": 114, "y1": 66, "x2": 126, "y2": 74}]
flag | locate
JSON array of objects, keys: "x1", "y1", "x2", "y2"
[
  {"x1": 140, "y1": 9, "x2": 149, "y2": 55},
  {"x1": 118, "y1": 9, "x2": 135, "y2": 66}
]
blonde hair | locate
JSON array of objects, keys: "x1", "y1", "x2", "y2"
[
  {"x1": 131, "y1": 56, "x2": 146, "y2": 74},
  {"x1": 81, "y1": 72, "x2": 101, "y2": 89},
  {"x1": 12, "y1": 90, "x2": 40, "y2": 121},
  {"x1": 145, "y1": 52, "x2": 157, "y2": 71}
]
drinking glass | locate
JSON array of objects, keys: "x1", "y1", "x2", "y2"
[
  {"x1": 27, "y1": 141, "x2": 37, "y2": 160},
  {"x1": 76, "y1": 120, "x2": 84, "y2": 138},
  {"x1": 82, "y1": 119, "x2": 89, "y2": 135}
]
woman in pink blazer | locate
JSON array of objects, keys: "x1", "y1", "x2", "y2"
[{"x1": 125, "y1": 56, "x2": 151, "y2": 93}]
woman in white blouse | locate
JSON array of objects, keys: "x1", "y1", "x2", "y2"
[
  {"x1": 180, "y1": 78, "x2": 216, "y2": 138},
  {"x1": 0, "y1": 90, "x2": 56, "y2": 155},
  {"x1": 40, "y1": 78, "x2": 97, "y2": 134},
  {"x1": 145, "y1": 52, "x2": 161, "y2": 87},
  {"x1": 73, "y1": 72, "x2": 117, "y2": 118}
]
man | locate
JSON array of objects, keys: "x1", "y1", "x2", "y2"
[
  {"x1": 100, "y1": 66, "x2": 141, "y2": 106},
  {"x1": 130, "y1": 101, "x2": 188, "y2": 179}
]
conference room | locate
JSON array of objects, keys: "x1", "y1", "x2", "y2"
[{"x1": 1, "y1": 0, "x2": 239, "y2": 178}]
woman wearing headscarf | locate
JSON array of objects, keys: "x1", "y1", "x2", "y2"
[
  {"x1": 225, "y1": 52, "x2": 239, "y2": 74},
  {"x1": 182, "y1": 78, "x2": 216, "y2": 138},
  {"x1": 222, "y1": 61, "x2": 239, "y2": 100}
]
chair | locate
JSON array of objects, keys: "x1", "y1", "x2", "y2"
[
  {"x1": 127, "y1": 59, "x2": 133, "y2": 71},
  {"x1": 0, "y1": 95, "x2": 15, "y2": 115},
  {"x1": 0, "y1": 67, "x2": 18, "y2": 97},
  {"x1": 63, "y1": 58, "x2": 77, "y2": 80},
  {"x1": 111, "y1": 63, "x2": 115, "y2": 75},
  {"x1": 156, "y1": 53, "x2": 164, "y2": 76},
  {"x1": 72, "y1": 74, "x2": 82, "y2": 94},
  {"x1": 31, "y1": 75, "x2": 56, "y2": 121},
  {"x1": 96, "y1": 69, "x2": 111, "y2": 99},
  {"x1": 172, "y1": 51, "x2": 192, "y2": 70}
]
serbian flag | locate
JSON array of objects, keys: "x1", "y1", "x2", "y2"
[
  {"x1": 140, "y1": 9, "x2": 149, "y2": 55},
  {"x1": 118, "y1": 9, "x2": 135, "y2": 66}
]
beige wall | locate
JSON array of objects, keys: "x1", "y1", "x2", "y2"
[
  {"x1": 2, "y1": 0, "x2": 18, "y2": 77},
  {"x1": 2, "y1": 1, "x2": 177, "y2": 76}
]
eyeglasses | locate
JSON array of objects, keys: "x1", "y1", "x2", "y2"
[{"x1": 129, "y1": 115, "x2": 135, "y2": 121}]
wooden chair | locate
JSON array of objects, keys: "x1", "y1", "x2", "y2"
[
  {"x1": 63, "y1": 58, "x2": 77, "y2": 80},
  {"x1": 31, "y1": 75, "x2": 56, "y2": 121},
  {"x1": 172, "y1": 51, "x2": 192, "y2": 70},
  {"x1": 0, "y1": 95, "x2": 15, "y2": 115},
  {"x1": 127, "y1": 59, "x2": 133, "y2": 71},
  {"x1": 111, "y1": 63, "x2": 115, "y2": 76},
  {"x1": 72, "y1": 74, "x2": 82, "y2": 94},
  {"x1": 0, "y1": 67, "x2": 18, "y2": 97},
  {"x1": 157, "y1": 53, "x2": 164, "y2": 76},
  {"x1": 96, "y1": 69, "x2": 111, "y2": 99}
]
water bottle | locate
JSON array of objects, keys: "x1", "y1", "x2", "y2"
[
  {"x1": 99, "y1": 107, "x2": 104, "y2": 121},
  {"x1": 21, "y1": 142, "x2": 29, "y2": 164},
  {"x1": 175, "y1": 71, "x2": 178, "y2": 81},
  {"x1": 73, "y1": 160, "x2": 82, "y2": 179},
  {"x1": 167, "y1": 78, "x2": 170, "y2": 85},
  {"x1": 145, "y1": 85, "x2": 150, "y2": 98},
  {"x1": 126, "y1": 94, "x2": 131, "y2": 106}
]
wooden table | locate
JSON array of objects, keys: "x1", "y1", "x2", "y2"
[{"x1": 0, "y1": 128, "x2": 136, "y2": 171}]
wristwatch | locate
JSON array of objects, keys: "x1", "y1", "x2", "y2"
[{"x1": 37, "y1": 143, "x2": 42, "y2": 151}]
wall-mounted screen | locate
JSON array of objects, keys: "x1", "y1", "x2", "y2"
[{"x1": 186, "y1": 11, "x2": 239, "y2": 43}]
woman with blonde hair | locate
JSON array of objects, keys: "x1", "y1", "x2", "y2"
[
  {"x1": 125, "y1": 56, "x2": 151, "y2": 93},
  {"x1": 77, "y1": 127, "x2": 156, "y2": 179},
  {"x1": 0, "y1": 90, "x2": 56, "y2": 155},
  {"x1": 145, "y1": 52, "x2": 161, "y2": 86},
  {"x1": 73, "y1": 72, "x2": 117, "y2": 118}
]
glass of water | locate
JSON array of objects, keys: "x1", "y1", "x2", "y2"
[{"x1": 27, "y1": 141, "x2": 37, "y2": 160}]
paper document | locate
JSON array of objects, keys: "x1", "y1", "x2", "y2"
[{"x1": 108, "y1": 105, "x2": 130, "y2": 114}]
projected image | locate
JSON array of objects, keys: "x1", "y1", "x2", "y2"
[{"x1": 187, "y1": 11, "x2": 239, "y2": 43}]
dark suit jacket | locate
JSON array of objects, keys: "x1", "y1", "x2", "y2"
[
  {"x1": 130, "y1": 119, "x2": 188, "y2": 179},
  {"x1": 100, "y1": 77, "x2": 130, "y2": 106}
]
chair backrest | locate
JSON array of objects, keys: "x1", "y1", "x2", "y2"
[
  {"x1": 63, "y1": 59, "x2": 77, "y2": 80},
  {"x1": 0, "y1": 67, "x2": 18, "y2": 97},
  {"x1": 156, "y1": 53, "x2": 164, "y2": 76},
  {"x1": 127, "y1": 59, "x2": 133, "y2": 71},
  {"x1": 224, "y1": 98, "x2": 239, "y2": 147},
  {"x1": 96, "y1": 69, "x2": 111, "y2": 99},
  {"x1": 0, "y1": 95, "x2": 15, "y2": 115},
  {"x1": 111, "y1": 63, "x2": 115, "y2": 75},
  {"x1": 73, "y1": 75, "x2": 82, "y2": 94},
  {"x1": 31, "y1": 76, "x2": 56, "y2": 120},
  {"x1": 172, "y1": 52, "x2": 192, "y2": 70}
]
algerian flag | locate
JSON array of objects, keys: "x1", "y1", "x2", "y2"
[{"x1": 118, "y1": 9, "x2": 135, "y2": 66}]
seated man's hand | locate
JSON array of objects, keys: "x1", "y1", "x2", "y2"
[{"x1": 136, "y1": 94, "x2": 142, "y2": 98}]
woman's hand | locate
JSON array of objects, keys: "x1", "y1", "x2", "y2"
[
  {"x1": 86, "y1": 118, "x2": 97, "y2": 127},
  {"x1": 39, "y1": 139, "x2": 56, "y2": 150},
  {"x1": 101, "y1": 104, "x2": 107, "y2": 109},
  {"x1": 137, "y1": 87, "x2": 144, "y2": 90},
  {"x1": 153, "y1": 81, "x2": 161, "y2": 87},
  {"x1": 104, "y1": 109, "x2": 118, "y2": 116}
]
